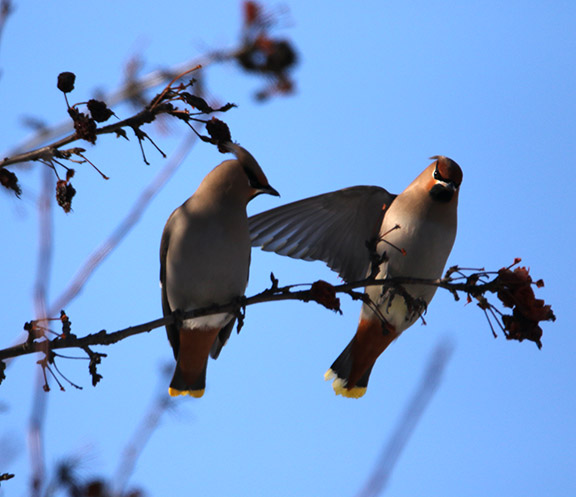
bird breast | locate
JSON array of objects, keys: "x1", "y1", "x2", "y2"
[
  {"x1": 378, "y1": 195, "x2": 457, "y2": 281},
  {"x1": 361, "y1": 199, "x2": 457, "y2": 332}
]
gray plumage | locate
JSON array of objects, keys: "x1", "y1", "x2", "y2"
[{"x1": 160, "y1": 143, "x2": 278, "y2": 397}]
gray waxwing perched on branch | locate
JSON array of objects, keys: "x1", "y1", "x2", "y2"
[
  {"x1": 249, "y1": 156, "x2": 462, "y2": 398},
  {"x1": 160, "y1": 143, "x2": 279, "y2": 397}
]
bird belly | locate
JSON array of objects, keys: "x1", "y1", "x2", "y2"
[
  {"x1": 361, "y1": 215, "x2": 455, "y2": 333},
  {"x1": 361, "y1": 282, "x2": 435, "y2": 333}
]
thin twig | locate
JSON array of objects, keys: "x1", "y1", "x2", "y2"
[
  {"x1": 2, "y1": 51, "x2": 239, "y2": 163},
  {"x1": 33, "y1": 167, "x2": 53, "y2": 322},
  {"x1": 149, "y1": 65, "x2": 202, "y2": 110},
  {"x1": 0, "y1": 102, "x2": 174, "y2": 169},
  {"x1": 0, "y1": 0, "x2": 13, "y2": 59},
  {"x1": 29, "y1": 166, "x2": 53, "y2": 497},
  {"x1": 112, "y1": 367, "x2": 173, "y2": 496}
]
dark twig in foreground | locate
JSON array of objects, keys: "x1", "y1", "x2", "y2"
[
  {"x1": 112, "y1": 366, "x2": 174, "y2": 496},
  {"x1": 355, "y1": 340, "x2": 454, "y2": 497},
  {"x1": 0, "y1": 0, "x2": 13, "y2": 57},
  {"x1": 28, "y1": 166, "x2": 53, "y2": 497}
]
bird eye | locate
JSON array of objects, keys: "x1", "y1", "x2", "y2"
[
  {"x1": 433, "y1": 167, "x2": 443, "y2": 181},
  {"x1": 243, "y1": 166, "x2": 261, "y2": 189}
]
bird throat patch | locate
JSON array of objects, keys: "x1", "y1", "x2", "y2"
[{"x1": 429, "y1": 183, "x2": 454, "y2": 203}]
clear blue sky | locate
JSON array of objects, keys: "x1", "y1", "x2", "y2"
[{"x1": 1, "y1": 1, "x2": 575, "y2": 496}]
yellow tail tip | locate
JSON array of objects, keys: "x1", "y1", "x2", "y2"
[
  {"x1": 339, "y1": 386, "x2": 367, "y2": 399},
  {"x1": 168, "y1": 387, "x2": 205, "y2": 398},
  {"x1": 327, "y1": 374, "x2": 367, "y2": 399},
  {"x1": 324, "y1": 369, "x2": 336, "y2": 381}
]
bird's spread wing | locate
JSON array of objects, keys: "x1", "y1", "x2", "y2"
[{"x1": 249, "y1": 186, "x2": 396, "y2": 282}]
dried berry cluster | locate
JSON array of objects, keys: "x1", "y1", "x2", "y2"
[
  {"x1": 204, "y1": 117, "x2": 233, "y2": 152},
  {"x1": 496, "y1": 265, "x2": 555, "y2": 348},
  {"x1": 39, "y1": 463, "x2": 143, "y2": 497},
  {"x1": 49, "y1": 70, "x2": 237, "y2": 210},
  {"x1": 15, "y1": 310, "x2": 104, "y2": 391},
  {"x1": 59, "y1": 310, "x2": 73, "y2": 338},
  {"x1": 58, "y1": 71, "x2": 116, "y2": 145},
  {"x1": 56, "y1": 69, "x2": 237, "y2": 168},
  {"x1": 87, "y1": 98, "x2": 115, "y2": 122},
  {"x1": 463, "y1": 260, "x2": 555, "y2": 348},
  {"x1": 57, "y1": 71, "x2": 76, "y2": 93},
  {"x1": 55, "y1": 168, "x2": 77, "y2": 213},
  {"x1": 309, "y1": 280, "x2": 342, "y2": 313},
  {"x1": 148, "y1": 76, "x2": 236, "y2": 153},
  {"x1": 0, "y1": 168, "x2": 21, "y2": 197},
  {"x1": 236, "y1": 1, "x2": 298, "y2": 100},
  {"x1": 56, "y1": 180, "x2": 76, "y2": 213},
  {"x1": 67, "y1": 107, "x2": 98, "y2": 144}
]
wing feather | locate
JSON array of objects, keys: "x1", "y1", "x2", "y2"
[
  {"x1": 160, "y1": 212, "x2": 180, "y2": 360},
  {"x1": 249, "y1": 186, "x2": 396, "y2": 282}
]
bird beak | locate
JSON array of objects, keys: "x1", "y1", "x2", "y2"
[
  {"x1": 261, "y1": 185, "x2": 281, "y2": 197},
  {"x1": 251, "y1": 184, "x2": 280, "y2": 200},
  {"x1": 442, "y1": 180, "x2": 457, "y2": 193}
]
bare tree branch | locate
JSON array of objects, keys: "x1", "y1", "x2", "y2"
[
  {"x1": 0, "y1": 0, "x2": 13, "y2": 61},
  {"x1": 112, "y1": 366, "x2": 174, "y2": 496},
  {"x1": 2, "y1": 9, "x2": 299, "y2": 173},
  {"x1": 28, "y1": 166, "x2": 53, "y2": 497},
  {"x1": 28, "y1": 367, "x2": 177, "y2": 497},
  {"x1": 0, "y1": 71, "x2": 232, "y2": 171},
  {"x1": 4, "y1": 51, "x2": 237, "y2": 160},
  {"x1": 0, "y1": 261, "x2": 555, "y2": 389}
]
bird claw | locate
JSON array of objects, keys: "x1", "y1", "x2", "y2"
[{"x1": 381, "y1": 285, "x2": 428, "y2": 323}]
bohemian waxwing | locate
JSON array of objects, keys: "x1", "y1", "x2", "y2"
[
  {"x1": 160, "y1": 143, "x2": 279, "y2": 397},
  {"x1": 249, "y1": 156, "x2": 462, "y2": 398}
]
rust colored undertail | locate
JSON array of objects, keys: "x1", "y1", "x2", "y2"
[
  {"x1": 325, "y1": 318, "x2": 397, "y2": 398},
  {"x1": 169, "y1": 327, "x2": 220, "y2": 398}
]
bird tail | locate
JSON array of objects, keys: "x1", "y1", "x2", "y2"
[
  {"x1": 324, "y1": 340, "x2": 374, "y2": 399},
  {"x1": 169, "y1": 365, "x2": 207, "y2": 398},
  {"x1": 168, "y1": 327, "x2": 220, "y2": 398},
  {"x1": 324, "y1": 318, "x2": 397, "y2": 398}
]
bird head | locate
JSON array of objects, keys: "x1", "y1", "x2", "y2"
[
  {"x1": 427, "y1": 156, "x2": 463, "y2": 203},
  {"x1": 223, "y1": 142, "x2": 280, "y2": 200}
]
